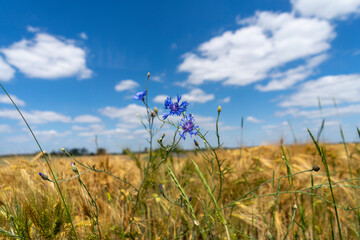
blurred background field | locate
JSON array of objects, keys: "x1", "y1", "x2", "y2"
[{"x1": 1, "y1": 142, "x2": 359, "y2": 239}]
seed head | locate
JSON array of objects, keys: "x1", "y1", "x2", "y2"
[
  {"x1": 293, "y1": 204, "x2": 298, "y2": 210},
  {"x1": 312, "y1": 165, "x2": 320, "y2": 172},
  {"x1": 217, "y1": 105, "x2": 222, "y2": 113},
  {"x1": 151, "y1": 111, "x2": 156, "y2": 118}
]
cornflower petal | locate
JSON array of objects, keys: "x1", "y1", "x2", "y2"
[
  {"x1": 163, "y1": 95, "x2": 189, "y2": 118},
  {"x1": 162, "y1": 112, "x2": 170, "y2": 120},
  {"x1": 133, "y1": 91, "x2": 147, "y2": 101}
]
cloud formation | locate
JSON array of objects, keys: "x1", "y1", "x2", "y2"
[
  {"x1": 0, "y1": 56, "x2": 15, "y2": 81},
  {"x1": 115, "y1": 79, "x2": 139, "y2": 92},
  {"x1": 74, "y1": 114, "x2": 101, "y2": 123},
  {"x1": 0, "y1": 94, "x2": 25, "y2": 106},
  {"x1": 246, "y1": 116, "x2": 263, "y2": 123},
  {"x1": 0, "y1": 109, "x2": 71, "y2": 124},
  {"x1": 279, "y1": 74, "x2": 360, "y2": 107},
  {"x1": 1, "y1": 32, "x2": 92, "y2": 79},
  {"x1": 179, "y1": 11, "x2": 334, "y2": 89},
  {"x1": 276, "y1": 104, "x2": 360, "y2": 119},
  {"x1": 291, "y1": 0, "x2": 360, "y2": 19},
  {"x1": 153, "y1": 89, "x2": 214, "y2": 104},
  {"x1": 182, "y1": 88, "x2": 214, "y2": 103},
  {"x1": 99, "y1": 104, "x2": 146, "y2": 128}
]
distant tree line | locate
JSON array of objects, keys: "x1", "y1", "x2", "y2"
[{"x1": 50, "y1": 147, "x2": 107, "y2": 156}]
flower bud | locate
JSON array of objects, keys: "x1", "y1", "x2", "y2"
[
  {"x1": 159, "y1": 185, "x2": 165, "y2": 196},
  {"x1": 147, "y1": 72, "x2": 150, "y2": 78},
  {"x1": 162, "y1": 133, "x2": 165, "y2": 138},
  {"x1": 312, "y1": 165, "x2": 320, "y2": 172},
  {"x1": 61, "y1": 147, "x2": 65, "y2": 152},
  {"x1": 154, "y1": 106, "x2": 158, "y2": 114},
  {"x1": 71, "y1": 162, "x2": 79, "y2": 174},
  {"x1": 39, "y1": 172, "x2": 49, "y2": 181},
  {"x1": 293, "y1": 204, "x2": 298, "y2": 210},
  {"x1": 194, "y1": 140, "x2": 199, "y2": 148},
  {"x1": 265, "y1": 231, "x2": 272, "y2": 239},
  {"x1": 189, "y1": 196, "x2": 193, "y2": 202},
  {"x1": 217, "y1": 105, "x2": 222, "y2": 113},
  {"x1": 151, "y1": 111, "x2": 156, "y2": 118}
]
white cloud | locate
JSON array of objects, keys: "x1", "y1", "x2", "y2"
[
  {"x1": 73, "y1": 124, "x2": 104, "y2": 132},
  {"x1": 151, "y1": 73, "x2": 165, "y2": 82},
  {"x1": 279, "y1": 74, "x2": 360, "y2": 107},
  {"x1": 1, "y1": 33, "x2": 92, "y2": 79},
  {"x1": 261, "y1": 121, "x2": 289, "y2": 141},
  {"x1": 246, "y1": 116, "x2": 263, "y2": 123},
  {"x1": 24, "y1": 111, "x2": 72, "y2": 124},
  {"x1": 115, "y1": 79, "x2": 139, "y2": 92},
  {"x1": 78, "y1": 127, "x2": 129, "y2": 137},
  {"x1": 79, "y1": 32, "x2": 88, "y2": 40},
  {"x1": 291, "y1": 0, "x2": 360, "y2": 20},
  {"x1": 73, "y1": 124, "x2": 121, "y2": 137},
  {"x1": 194, "y1": 115, "x2": 216, "y2": 129},
  {"x1": 276, "y1": 104, "x2": 360, "y2": 119},
  {"x1": 153, "y1": 95, "x2": 168, "y2": 103},
  {"x1": 0, "y1": 109, "x2": 71, "y2": 124},
  {"x1": 26, "y1": 26, "x2": 40, "y2": 33},
  {"x1": 72, "y1": 125, "x2": 87, "y2": 131},
  {"x1": 74, "y1": 114, "x2": 101, "y2": 123},
  {"x1": 153, "y1": 89, "x2": 214, "y2": 104},
  {"x1": 191, "y1": 114, "x2": 238, "y2": 132},
  {"x1": 178, "y1": 11, "x2": 334, "y2": 89},
  {"x1": 0, "y1": 124, "x2": 11, "y2": 133},
  {"x1": 0, "y1": 56, "x2": 15, "y2": 81},
  {"x1": 220, "y1": 97, "x2": 231, "y2": 103},
  {"x1": 34, "y1": 129, "x2": 71, "y2": 137},
  {"x1": 256, "y1": 54, "x2": 328, "y2": 91},
  {"x1": 99, "y1": 104, "x2": 147, "y2": 128},
  {"x1": 0, "y1": 94, "x2": 25, "y2": 106},
  {"x1": 182, "y1": 88, "x2": 214, "y2": 103}
]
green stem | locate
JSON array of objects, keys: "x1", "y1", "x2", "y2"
[{"x1": 307, "y1": 129, "x2": 343, "y2": 240}]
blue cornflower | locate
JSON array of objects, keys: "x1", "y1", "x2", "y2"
[
  {"x1": 133, "y1": 91, "x2": 146, "y2": 101},
  {"x1": 162, "y1": 95, "x2": 189, "y2": 119},
  {"x1": 179, "y1": 114, "x2": 199, "y2": 140}
]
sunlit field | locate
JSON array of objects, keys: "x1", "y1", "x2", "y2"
[{"x1": 1, "y1": 141, "x2": 359, "y2": 239}]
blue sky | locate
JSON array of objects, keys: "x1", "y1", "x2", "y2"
[{"x1": 0, "y1": 0, "x2": 360, "y2": 154}]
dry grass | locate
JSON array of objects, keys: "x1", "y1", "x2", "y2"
[{"x1": 0, "y1": 143, "x2": 359, "y2": 239}]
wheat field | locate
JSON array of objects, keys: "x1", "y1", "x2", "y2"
[{"x1": 0, "y1": 142, "x2": 359, "y2": 239}]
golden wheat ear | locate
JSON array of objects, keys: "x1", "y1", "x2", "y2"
[{"x1": 31, "y1": 151, "x2": 46, "y2": 162}]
